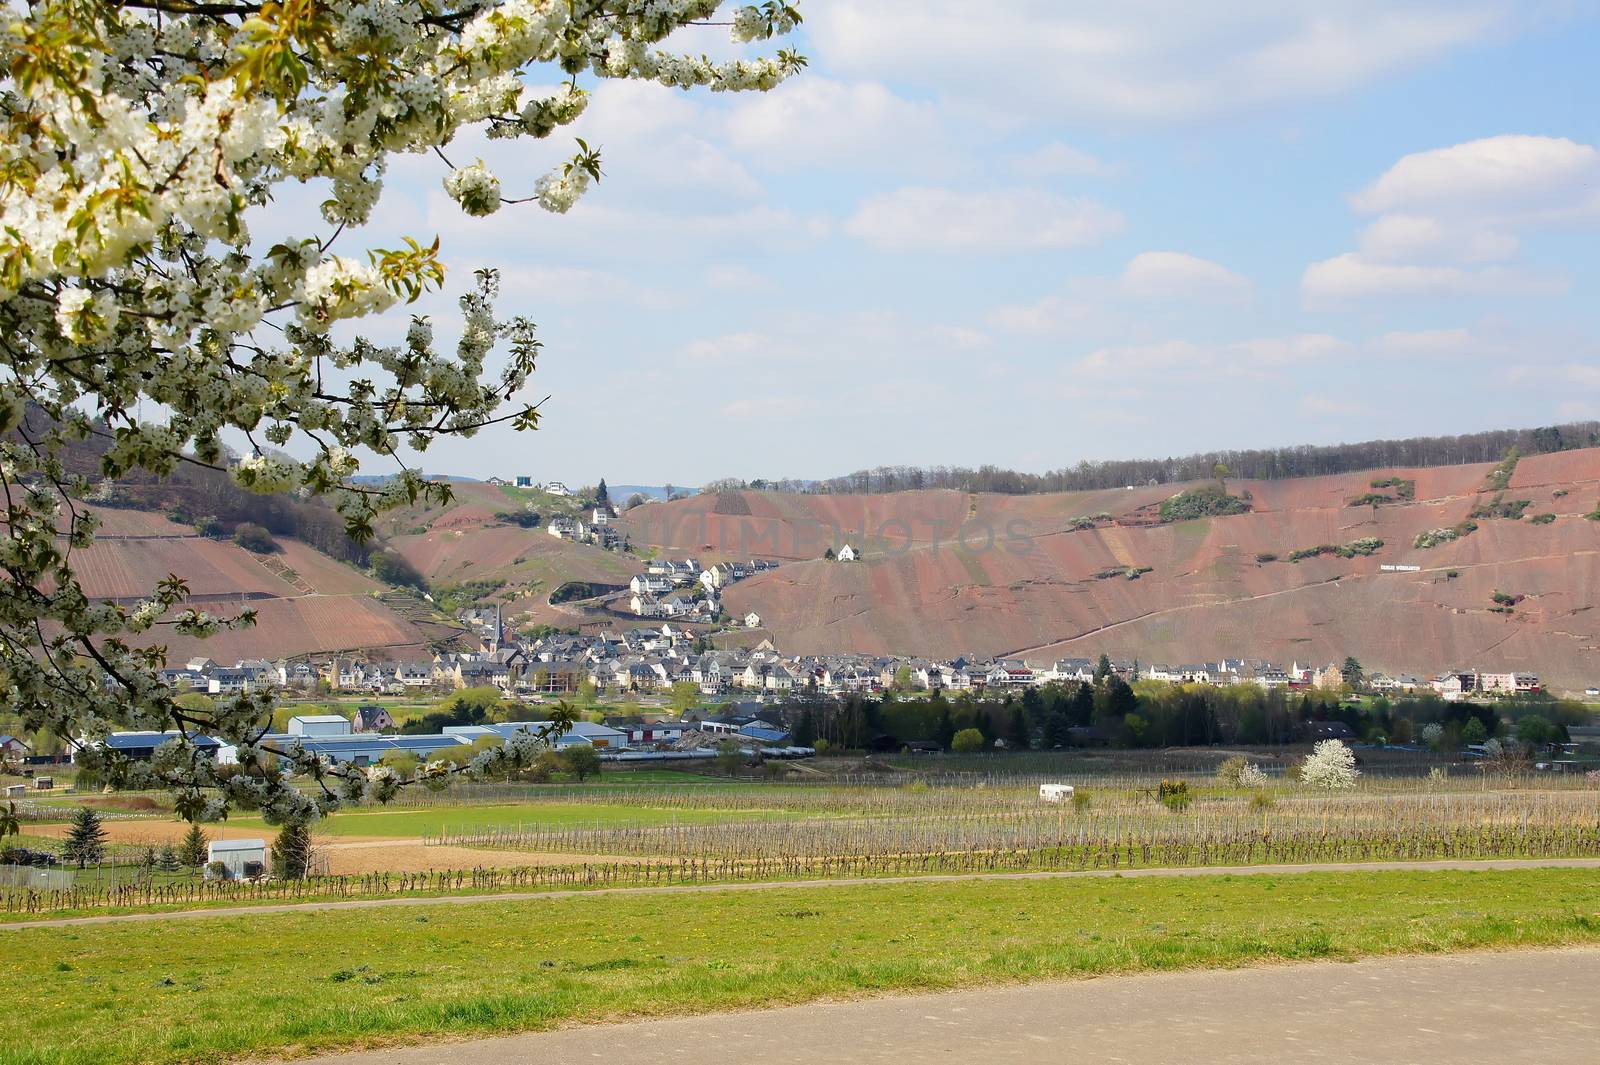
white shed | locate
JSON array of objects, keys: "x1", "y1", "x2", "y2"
[
  {"x1": 206, "y1": 838, "x2": 268, "y2": 880},
  {"x1": 288, "y1": 714, "x2": 351, "y2": 737},
  {"x1": 1039, "y1": 784, "x2": 1075, "y2": 803}
]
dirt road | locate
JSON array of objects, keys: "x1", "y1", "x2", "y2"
[
  {"x1": 294, "y1": 947, "x2": 1600, "y2": 1064},
  {"x1": 6, "y1": 856, "x2": 1600, "y2": 929}
]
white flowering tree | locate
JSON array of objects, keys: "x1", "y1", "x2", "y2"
[
  {"x1": 0, "y1": 0, "x2": 803, "y2": 825},
  {"x1": 1300, "y1": 739, "x2": 1360, "y2": 792}
]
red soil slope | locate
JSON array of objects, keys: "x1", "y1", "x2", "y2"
[
  {"x1": 626, "y1": 451, "x2": 1600, "y2": 692},
  {"x1": 379, "y1": 481, "x2": 641, "y2": 630},
  {"x1": 69, "y1": 509, "x2": 434, "y2": 664}
]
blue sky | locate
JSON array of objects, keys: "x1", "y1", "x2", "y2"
[{"x1": 340, "y1": 1, "x2": 1600, "y2": 487}]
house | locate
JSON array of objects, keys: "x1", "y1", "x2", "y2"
[
  {"x1": 485, "y1": 476, "x2": 509, "y2": 487},
  {"x1": 985, "y1": 664, "x2": 1035, "y2": 687},
  {"x1": 455, "y1": 659, "x2": 511, "y2": 690},
  {"x1": 545, "y1": 481, "x2": 571, "y2": 496},
  {"x1": 547, "y1": 516, "x2": 578, "y2": 539},
  {"x1": 700, "y1": 562, "x2": 747, "y2": 592},
  {"x1": 207, "y1": 667, "x2": 253, "y2": 695},
  {"x1": 1479, "y1": 671, "x2": 1542, "y2": 695},
  {"x1": 288, "y1": 714, "x2": 351, "y2": 738},
  {"x1": 515, "y1": 475, "x2": 534, "y2": 487},
  {"x1": 1306, "y1": 720, "x2": 1357, "y2": 741},
  {"x1": 744, "y1": 611, "x2": 762, "y2": 629},
  {"x1": 1254, "y1": 665, "x2": 1291, "y2": 689},
  {"x1": 1432, "y1": 671, "x2": 1477, "y2": 700},
  {"x1": 1312, "y1": 663, "x2": 1345, "y2": 690},
  {"x1": 0, "y1": 735, "x2": 31, "y2": 758},
  {"x1": 591, "y1": 506, "x2": 612, "y2": 526},
  {"x1": 611, "y1": 720, "x2": 688, "y2": 745},
  {"x1": 393, "y1": 661, "x2": 434, "y2": 688},
  {"x1": 352, "y1": 705, "x2": 394, "y2": 733},
  {"x1": 660, "y1": 593, "x2": 696, "y2": 617},
  {"x1": 205, "y1": 839, "x2": 267, "y2": 880},
  {"x1": 630, "y1": 574, "x2": 674, "y2": 596}
]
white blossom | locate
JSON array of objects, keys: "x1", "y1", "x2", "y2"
[
  {"x1": 1301, "y1": 740, "x2": 1360, "y2": 791},
  {"x1": 444, "y1": 161, "x2": 503, "y2": 216}
]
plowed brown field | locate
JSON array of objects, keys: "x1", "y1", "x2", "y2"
[{"x1": 628, "y1": 450, "x2": 1600, "y2": 691}]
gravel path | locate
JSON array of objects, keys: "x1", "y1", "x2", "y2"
[{"x1": 293, "y1": 947, "x2": 1600, "y2": 1065}]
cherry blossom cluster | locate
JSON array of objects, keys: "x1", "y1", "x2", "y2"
[{"x1": 0, "y1": 0, "x2": 803, "y2": 823}]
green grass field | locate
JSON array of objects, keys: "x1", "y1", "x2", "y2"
[
  {"x1": 226, "y1": 801, "x2": 796, "y2": 839},
  {"x1": 2, "y1": 868, "x2": 1597, "y2": 1065}
]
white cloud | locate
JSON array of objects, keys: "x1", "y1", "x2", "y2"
[
  {"x1": 1371, "y1": 327, "x2": 1489, "y2": 358},
  {"x1": 1357, "y1": 213, "x2": 1518, "y2": 264},
  {"x1": 496, "y1": 266, "x2": 670, "y2": 309},
  {"x1": 1310, "y1": 134, "x2": 1599, "y2": 306},
  {"x1": 1012, "y1": 142, "x2": 1119, "y2": 178},
  {"x1": 724, "y1": 78, "x2": 947, "y2": 170},
  {"x1": 1301, "y1": 253, "x2": 1561, "y2": 308},
  {"x1": 704, "y1": 264, "x2": 772, "y2": 291},
  {"x1": 1351, "y1": 134, "x2": 1600, "y2": 219},
  {"x1": 845, "y1": 187, "x2": 1123, "y2": 252},
  {"x1": 1119, "y1": 251, "x2": 1252, "y2": 302},
  {"x1": 987, "y1": 295, "x2": 1108, "y2": 337},
  {"x1": 804, "y1": 1, "x2": 1512, "y2": 123},
  {"x1": 1508, "y1": 363, "x2": 1600, "y2": 391},
  {"x1": 1076, "y1": 334, "x2": 1347, "y2": 380},
  {"x1": 1299, "y1": 395, "x2": 1373, "y2": 418}
]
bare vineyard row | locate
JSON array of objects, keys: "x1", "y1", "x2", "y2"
[
  {"x1": 429, "y1": 791, "x2": 1600, "y2": 862},
  {"x1": 11, "y1": 824, "x2": 1600, "y2": 917}
]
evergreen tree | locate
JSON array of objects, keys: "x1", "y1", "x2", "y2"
[
  {"x1": 272, "y1": 821, "x2": 314, "y2": 879},
  {"x1": 62, "y1": 806, "x2": 108, "y2": 868},
  {"x1": 595, "y1": 478, "x2": 609, "y2": 506},
  {"x1": 1043, "y1": 711, "x2": 1072, "y2": 748},
  {"x1": 1094, "y1": 654, "x2": 1113, "y2": 685},
  {"x1": 935, "y1": 703, "x2": 955, "y2": 750},
  {"x1": 1341, "y1": 656, "x2": 1365, "y2": 689},
  {"x1": 157, "y1": 844, "x2": 180, "y2": 873},
  {"x1": 177, "y1": 823, "x2": 209, "y2": 868},
  {"x1": 1006, "y1": 705, "x2": 1030, "y2": 750},
  {"x1": 1069, "y1": 681, "x2": 1096, "y2": 727},
  {"x1": 792, "y1": 707, "x2": 817, "y2": 748}
]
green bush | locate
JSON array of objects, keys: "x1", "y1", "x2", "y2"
[
  {"x1": 1288, "y1": 537, "x2": 1383, "y2": 562},
  {"x1": 232, "y1": 522, "x2": 277, "y2": 553},
  {"x1": 1415, "y1": 522, "x2": 1477, "y2": 549},
  {"x1": 1483, "y1": 448, "x2": 1520, "y2": 492},
  {"x1": 1530, "y1": 513, "x2": 1556, "y2": 525},
  {"x1": 1158, "y1": 484, "x2": 1250, "y2": 522},
  {"x1": 950, "y1": 728, "x2": 986, "y2": 753},
  {"x1": 1470, "y1": 496, "x2": 1531, "y2": 520},
  {"x1": 1157, "y1": 778, "x2": 1191, "y2": 811}
]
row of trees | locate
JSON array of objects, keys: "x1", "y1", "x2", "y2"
[
  {"x1": 778, "y1": 680, "x2": 1580, "y2": 753},
  {"x1": 780, "y1": 421, "x2": 1600, "y2": 496}
]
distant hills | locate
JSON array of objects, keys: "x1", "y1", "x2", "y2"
[{"x1": 621, "y1": 449, "x2": 1600, "y2": 693}]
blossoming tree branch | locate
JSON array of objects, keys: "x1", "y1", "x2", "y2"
[{"x1": 0, "y1": 0, "x2": 803, "y2": 824}]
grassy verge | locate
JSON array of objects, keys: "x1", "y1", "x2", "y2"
[{"x1": 4, "y1": 868, "x2": 1599, "y2": 1064}]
